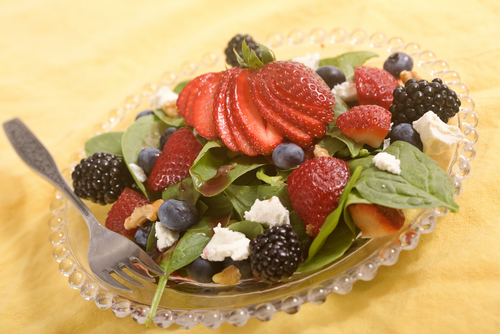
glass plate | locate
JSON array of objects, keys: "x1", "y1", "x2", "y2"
[{"x1": 48, "y1": 27, "x2": 478, "y2": 330}]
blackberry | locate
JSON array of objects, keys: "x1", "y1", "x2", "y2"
[
  {"x1": 249, "y1": 224, "x2": 301, "y2": 283},
  {"x1": 389, "y1": 78, "x2": 461, "y2": 126},
  {"x1": 224, "y1": 34, "x2": 262, "y2": 68},
  {"x1": 71, "y1": 152, "x2": 135, "y2": 205}
]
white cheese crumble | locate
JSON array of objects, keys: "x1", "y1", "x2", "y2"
[
  {"x1": 201, "y1": 224, "x2": 250, "y2": 261},
  {"x1": 244, "y1": 196, "x2": 290, "y2": 227},
  {"x1": 155, "y1": 222, "x2": 179, "y2": 251},
  {"x1": 128, "y1": 163, "x2": 147, "y2": 183},
  {"x1": 291, "y1": 53, "x2": 321, "y2": 70},
  {"x1": 332, "y1": 80, "x2": 358, "y2": 102},
  {"x1": 149, "y1": 86, "x2": 178, "y2": 110},
  {"x1": 412, "y1": 111, "x2": 465, "y2": 155},
  {"x1": 373, "y1": 152, "x2": 401, "y2": 175}
]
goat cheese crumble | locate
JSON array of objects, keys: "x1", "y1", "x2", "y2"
[
  {"x1": 373, "y1": 152, "x2": 401, "y2": 175},
  {"x1": 201, "y1": 224, "x2": 250, "y2": 261},
  {"x1": 155, "y1": 222, "x2": 179, "y2": 251},
  {"x1": 244, "y1": 196, "x2": 290, "y2": 227}
]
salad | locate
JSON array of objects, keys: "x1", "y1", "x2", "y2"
[{"x1": 71, "y1": 34, "x2": 463, "y2": 327}]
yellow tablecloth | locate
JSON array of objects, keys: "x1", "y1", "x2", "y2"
[{"x1": 1, "y1": 0, "x2": 499, "y2": 333}]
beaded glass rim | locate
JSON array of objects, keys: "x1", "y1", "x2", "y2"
[{"x1": 47, "y1": 27, "x2": 478, "y2": 330}]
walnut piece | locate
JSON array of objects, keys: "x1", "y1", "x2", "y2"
[
  {"x1": 162, "y1": 100, "x2": 178, "y2": 117},
  {"x1": 212, "y1": 265, "x2": 241, "y2": 286},
  {"x1": 314, "y1": 144, "x2": 330, "y2": 158},
  {"x1": 124, "y1": 199, "x2": 164, "y2": 230},
  {"x1": 400, "y1": 70, "x2": 422, "y2": 84}
]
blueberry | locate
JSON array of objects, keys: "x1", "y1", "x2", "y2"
[
  {"x1": 158, "y1": 199, "x2": 198, "y2": 232},
  {"x1": 186, "y1": 257, "x2": 224, "y2": 283},
  {"x1": 272, "y1": 143, "x2": 305, "y2": 170},
  {"x1": 137, "y1": 147, "x2": 161, "y2": 175},
  {"x1": 315, "y1": 65, "x2": 346, "y2": 89},
  {"x1": 134, "y1": 221, "x2": 154, "y2": 251},
  {"x1": 388, "y1": 123, "x2": 423, "y2": 151},
  {"x1": 223, "y1": 257, "x2": 253, "y2": 279},
  {"x1": 383, "y1": 52, "x2": 414, "y2": 79},
  {"x1": 135, "y1": 109, "x2": 155, "y2": 121},
  {"x1": 159, "y1": 127, "x2": 177, "y2": 150}
]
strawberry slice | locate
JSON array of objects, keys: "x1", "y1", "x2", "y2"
[
  {"x1": 231, "y1": 69, "x2": 283, "y2": 155},
  {"x1": 213, "y1": 68, "x2": 240, "y2": 152},
  {"x1": 248, "y1": 75, "x2": 314, "y2": 147},
  {"x1": 192, "y1": 71, "x2": 223, "y2": 138},
  {"x1": 336, "y1": 105, "x2": 391, "y2": 148},
  {"x1": 250, "y1": 73, "x2": 326, "y2": 138},
  {"x1": 354, "y1": 66, "x2": 398, "y2": 110},
  {"x1": 105, "y1": 187, "x2": 151, "y2": 239},
  {"x1": 147, "y1": 127, "x2": 203, "y2": 192},
  {"x1": 348, "y1": 203, "x2": 405, "y2": 238},
  {"x1": 177, "y1": 75, "x2": 207, "y2": 126},
  {"x1": 257, "y1": 61, "x2": 336, "y2": 122}
]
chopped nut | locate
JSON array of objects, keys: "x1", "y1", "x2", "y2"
[
  {"x1": 124, "y1": 199, "x2": 164, "y2": 230},
  {"x1": 400, "y1": 70, "x2": 422, "y2": 84},
  {"x1": 305, "y1": 224, "x2": 315, "y2": 237},
  {"x1": 212, "y1": 265, "x2": 241, "y2": 286},
  {"x1": 314, "y1": 144, "x2": 330, "y2": 157},
  {"x1": 162, "y1": 100, "x2": 178, "y2": 117}
]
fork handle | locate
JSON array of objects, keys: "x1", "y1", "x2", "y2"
[{"x1": 3, "y1": 118, "x2": 100, "y2": 229}]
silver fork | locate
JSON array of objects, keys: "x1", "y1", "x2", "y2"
[{"x1": 3, "y1": 118, "x2": 166, "y2": 291}]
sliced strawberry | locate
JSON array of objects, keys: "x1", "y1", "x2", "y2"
[
  {"x1": 177, "y1": 75, "x2": 208, "y2": 126},
  {"x1": 348, "y1": 203, "x2": 405, "y2": 238},
  {"x1": 248, "y1": 75, "x2": 314, "y2": 147},
  {"x1": 250, "y1": 73, "x2": 326, "y2": 138},
  {"x1": 147, "y1": 127, "x2": 203, "y2": 192},
  {"x1": 354, "y1": 66, "x2": 398, "y2": 110},
  {"x1": 336, "y1": 105, "x2": 391, "y2": 148},
  {"x1": 287, "y1": 157, "x2": 350, "y2": 238},
  {"x1": 105, "y1": 187, "x2": 151, "y2": 239},
  {"x1": 257, "y1": 61, "x2": 336, "y2": 122},
  {"x1": 192, "y1": 71, "x2": 223, "y2": 138},
  {"x1": 231, "y1": 69, "x2": 283, "y2": 155},
  {"x1": 213, "y1": 68, "x2": 241, "y2": 152}
]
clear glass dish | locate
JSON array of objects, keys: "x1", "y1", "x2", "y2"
[{"x1": 48, "y1": 27, "x2": 478, "y2": 330}]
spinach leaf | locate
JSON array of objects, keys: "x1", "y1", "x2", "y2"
[
  {"x1": 84, "y1": 132, "x2": 123, "y2": 157},
  {"x1": 348, "y1": 141, "x2": 459, "y2": 212},
  {"x1": 122, "y1": 115, "x2": 167, "y2": 197},
  {"x1": 153, "y1": 109, "x2": 186, "y2": 127},
  {"x1": 316, "y1": 136, "x2": 347, "y2": 157},
  {"x1": 199, "y1": 193, "x2": 233, "y2": 216},
  {"x1": 326, "y1": 126, "x2": 364, "y2": 158},
  {"x1": 145, "y1": 222, "x2": 157, "y2": 253},
  {"x1": 319, "y1": 51, "x2": 378, "y2": 81},
  {"x1": 332, "y1": 93, "x2": 350, "y2": 124},
  {"x1": 290, "y1": 211, "x2": 312, "y2": 257},
  {"x1": 227, "y1": 221, "x2": 264, "y2": 239},
  {"x1": 173, "y1": 79, "x2": 191, "y2": 94},
  {"x1": 161, "y1": 177, "x2": 200, "y2": 206}
]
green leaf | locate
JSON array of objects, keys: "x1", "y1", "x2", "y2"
[
  {"x1": 256, "y1": 167, "x2": 287, "y2": 187},
  {"x1": 241, "y1": 40, "x2": 251, "y2": 64},
  {"x1": 289, "y1": 211, "x2": 312, "y2": 257},
  {"x1": 199, "y1": 193, "x2": 233, "y2": 216},
  {"x1": 304, "y1": 166, "x2": 362, "y2": 262},
  {"x1": 227, "y1": 221, "x2": 264, "y2": 239},
  {"x1": 316, "y1": 136, "x2": 346, "y2": 157},
  {"x1": 319, "y1": 51, "x2": 378, "y2": 81},
  {"x1": 161, "y1": 177, "x2": 200, "y2": 206},
  {"x1": 168, "y1": 227, "x2": 211, "y2": 273},
  {"x1": 326, "y1": 126, "x2": 364, "y2": 158},
  {"x1": 153, "y1": 109, "x2": 186, "y2": 127},
  {"x1": 258, "y1": 43, "x2": 276, "y2": 65},
  {"x1": 145, "y1": 223, "x2": 157, "y2": 253},
  {"x1": 332, "y1": 93, "x2": 350, "y2": 123},
  {"x1": 84, "y1": 132, "x2": 124, "y2": 157},
  {"x1": 122, "y1": 115, "x2": 167, "y2": 198},
  {"x1": 348, "y1": 141, "x2": 459, "y2": 212},
  {"x1": 173, "y1": 79, "x2": 190, "y2": 94}
]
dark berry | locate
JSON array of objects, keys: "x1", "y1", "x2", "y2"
[
  {"x1": 186, "y1": 257, "x2": 224, "y2": 283},
  {"x1": 315, "y1": 65, "x2": 346, "y2": 89},
  {"x1": 159, "y1": 127, "x2": 177, "y2": 150},
  {"x1": 272, "y1": 143, "x2": 305, "y2": 170},
  {"x1": 137, "y1": 147, "x2": 161, "y2": 175},
  {"x1": 383, "y1": 52, "x2": 414, "y2": 79},
  {"x1": 134, "y1": 221, "x2": 154, "y2": 251},
  {"x1": 389, "y1": 78, "x2": 461, "y2": 126},
  {"x1": 223, "y1": 257, "x2": 253, "y2": 279},
  {"x1": 249, "y1": 224, "x2": 301, "y2": 283},
  {"x1": 224, "y1": 34, "x2": 261, "y2": 68},
  {"x1": 135, "y1": 110, "x2": 154, "y2": 121},
  {"x1": 388, "y1": 123, "x2": 423, "y2": 151},
  {"x1": 72, "y1": 152, "x2": 135, "y2": 205},
  {"x1": 158, "y1": 199, "x2": 198, "y2": 232}
]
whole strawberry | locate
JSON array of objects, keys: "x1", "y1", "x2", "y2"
[
  {"x1": 287, "y1": 157, "x2": 350, "y2": 238},
  {"x1": 354, "y1": 66, "x2": 398, "y2": 110},
  {"x1": 336, "y1": 105, "x2": 392, "y2": 148},
  {"x1": 105, "y1": 187, "x2": 151, "y2": 239},
  {"x1": 147, "y1": 127, "x2": 203, "y2": 192}
]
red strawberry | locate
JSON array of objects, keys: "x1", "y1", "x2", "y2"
[
  {"x1": 336, "y1": 105, "x2": 391, "y2": 148},
  {"x1": 105, "y1": 187, "x2": 151, "y2": 239},
  {"x1": 192, "y1": 72, "x2": 223, "y2": 138},
  {"x1": 176, "y1": 75, "x2": 207, "y2": 126},
  {"x1": 287, "y1": 157, "x2": 350, "y2": 238},
  {"x1": 256, "y1": 61, "x2": 336, "y2": 122},
  {"x1": 348, "y1": 203, "x2": 405, "y2": 238},
  {"x1": 354, "y1": 66, "x2": 398, "y2": 109},
  {"x1": 231, "y1": 69, "x2": 283, "y2": 155},
  {"x1": 147, "y1": 127, "x2": 203, "y2": 192}
]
